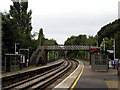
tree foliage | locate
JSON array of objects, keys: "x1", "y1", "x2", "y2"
[
  {"x1": 64, "y1": 34, "x2": 97, "y2": 59},
  {"x1": 97, "y1": 19, "x2": 120, "y2": 58},
  {"x1": 2, "y1": 0, "x2": 33, "y2": 55},
  {"x1": 38, "y1": 28, "x2": 44, "y2": 46}
]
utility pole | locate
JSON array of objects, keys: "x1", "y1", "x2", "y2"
[
  {"x1": 112, "y1": 39, "x2": 115, "y2": 69},
  {"x1": 113, "y1": 39, "x2": 115, "y2": 61},
  {"x1": 103, "y1": 38, "x2": 105, "y2": 51},
  {"x1": 15, "y1": 43, "x2": 19, "y2": 54},
  {"x1": 113, "y1": 39, "x2": 115, "y2": 69}
]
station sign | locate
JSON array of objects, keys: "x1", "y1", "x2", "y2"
[
  {"x1": 91, "y1": 48, "x2": 99, "y2": 50},
  {"x1": 107, "y1": 50, "x2": 114, "y2": 53}
]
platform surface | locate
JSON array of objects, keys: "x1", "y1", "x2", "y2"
[
  {"x1": 54, "y1": 59, "x2": 119, "y2": 89},
  {"x1": 1, "y1": 59, "x2": 63, "y2": 77},
  {"x1": 74, "y1": 60, "x2": 118, "y2": 89}
]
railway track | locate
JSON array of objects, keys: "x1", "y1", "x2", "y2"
[{"x1": 2, "y1": 59, "x2": 78, "y2": 90}]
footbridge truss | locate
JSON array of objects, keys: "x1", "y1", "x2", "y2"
[
  {"x1": 37, "y1": 45, "x2": 100, "y2": 51},
  {"x1": 30, "y1": 45, "x2": 100, "y2": 66}
]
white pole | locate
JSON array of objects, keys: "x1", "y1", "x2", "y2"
[
  {"x1": 104, "y1": 42, "x2": 105, "y2": 51},
  {"x1": 48, "y1": 52, "x2": 49, "y2": 60},
  {"x1": 28, "y1": 49, "x2": 29, "y2": 64},
  {"x1": 114, "y1": 39, "x2": 115, "y2": 61}
]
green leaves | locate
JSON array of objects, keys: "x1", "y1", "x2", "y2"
[
  {"x1": 2, "y1": 0, "x2": 33, "y2": 54},
  {"x1": 97, "y1": 19, "x2": 120, "y2": 58},
  {"x1": 64, "y1": 34, "x2": 97, "y2": 59}
]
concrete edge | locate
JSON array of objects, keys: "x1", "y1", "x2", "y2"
[
  {"x1": 1, "y1": 59, "x2": 64, "y2": 77},
  {"x1": 53, "y1": 59, "x2": 83, "y2": 89}
]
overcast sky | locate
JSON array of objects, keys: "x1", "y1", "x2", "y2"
[{"x1": 0, "y1": 0, "x2": 119, "y2": 44}]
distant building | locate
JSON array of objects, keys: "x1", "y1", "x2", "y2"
[{"x1": 118, "y1": 1, "x2": 120, "y2": 19}]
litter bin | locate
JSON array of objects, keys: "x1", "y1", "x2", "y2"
[{"x1": 111, "y1": 60, "x2": 114, "y2": 66}]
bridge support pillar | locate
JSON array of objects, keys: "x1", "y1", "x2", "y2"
[
  {"x1": 48, "y1": 51, "x2": 49, "y2": 61},
  {"x1": 90, "y1": 52, "x2": 92, "y2": 65},
  {"x1": 44, "y1": 51, "x2": 48, "y2": 64},
  {"x1": 64, "y1": 51, "x2": 68, "y2": 59},
  {"x1": 89, "y1": 45, "x2": 92, "y2": 65}
]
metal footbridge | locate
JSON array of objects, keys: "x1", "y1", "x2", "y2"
[
  {"x1": 37, "y1": 45, "x2": 99, "y2": 51},
  {"x1": 30, "y1": 45, "x2": 100, "y2": 66}
]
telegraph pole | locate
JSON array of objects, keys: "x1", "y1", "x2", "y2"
[{"x1": 113, "y1": 39, "x2": 115, "y2": 69}]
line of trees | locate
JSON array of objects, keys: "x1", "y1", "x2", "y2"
[
  {"x1": 64, "y1": 18, "x2": 120, "y2": 60},
  {"x1": 64, "y1": 35, "x2": 98, "y2": 60},
  {"x1": 2, "y1": 1, "x2": 33, "y2": 55},
  {"x1": 97, "y1": 19, "x2": 120, "y2": 59},
  {"x1": 2, "y1": 0, "x2": 58, "y2": 60}
]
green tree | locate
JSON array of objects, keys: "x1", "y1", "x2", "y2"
[
  {"x1": 2, "y1": 12, "x2": 13, "y2": 53},
  {"x1": 38, "y1": 28, "x2": 45, "y2": 46},
  {"x1": 64, "y1": 34, "x2": 97, "y2": 59},
  {"x1": 97, "y1": 19, "x2": 120, "y2": 58},
  {"x1": 114, "y1": 31, "x2": 120, "y2": 59},
  {"x1": 44, "y1": 38, "x2": 58, "y2": 45},
  {"x1": 9, "y1": 0, "x2": 32, "y2": 49}
]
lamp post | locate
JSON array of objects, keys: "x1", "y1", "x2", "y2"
[
  {"x1": 112, "y1": 39, "x2": 115, "y2": 69},
  {"x1": 15, "y1": 43, "x2": 19, "y2": 54},
  {"x1": 103, "y1": 38, "x2": 106, "y2": 51},
  {"x1": 27, "y1": 49, "x2": 29, "y2": 67}
]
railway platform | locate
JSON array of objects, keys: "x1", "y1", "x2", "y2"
[
  {"x1": 1, "y1": 59, "x2": 63, "y2": 77},
  {"x1": 54, "y1": 59, "x2": 119, "y2": 89}
]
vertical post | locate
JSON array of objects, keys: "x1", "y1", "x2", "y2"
[
  {"x1": 57, "y1": 52, "x2": 58, "y2": 59},
  {"x1": 90, "y1": 52, "x2": 92, "y2": 65},
  {"x1": 104, "y1": 43, "x2": 105, "y2": 51},
  {"x1": 15, "y1": 43, "x2": 19, "y2": 54},
  {"x1": 89, "y1": 45, "x2": 92, "y2": 65},
  {"x1": 27, "y1": 49, "x2": 29, "y2": 67},
  {"x1": 107, "y1": 58, "x2": 109, "y2": 70},
  {"x1": 55, "y1": 52, "x2": 57, "y2": 59},
  {"x1": 113, "y1": 39, "x2": 115, "y2": 69},
  {"x1": 44, "y1": 51, "x2": 48, "y2": 64},
  {"x1": 118, "y1": 59, "x2": 120, "y2": 76},
  {"x1": 64, "y1": 51, "x2": 68, "y2": 59},
  {"x1": 5, "y1": 57, "x2": 6, "y2": 72},
  {"x1": 53, "y1": 51, "x2": 54, "y2": 60},
  {"x1": 48, "y1": 52, "x2": 49, "y2": 60},
  {"x1": 15, "y1": 43, "x2": 16, "y2": 54}
]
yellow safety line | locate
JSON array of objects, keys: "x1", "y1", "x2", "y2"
[{"x1": 70, "y1": 61, "x2": 84, "y2": 90}]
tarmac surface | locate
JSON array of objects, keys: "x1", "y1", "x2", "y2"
[{"x1": 74, "y1": 60, "x2": 119, "y2": 89}]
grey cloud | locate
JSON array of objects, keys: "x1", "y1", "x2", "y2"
[{"x1": 32, "y1": 11, "x2": 117, "y2": 44}]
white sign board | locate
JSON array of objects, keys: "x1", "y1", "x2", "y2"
[{"x1": 107, "y1": 50, "x2": 114, "y2": 53}]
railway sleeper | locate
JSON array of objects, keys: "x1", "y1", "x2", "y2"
[
  {"x1": 13, "y1": 61, "x2": 69, "y2": 89},
  {"x1": 2, "y1": 61, "x2": 65, "y2": 90}
]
